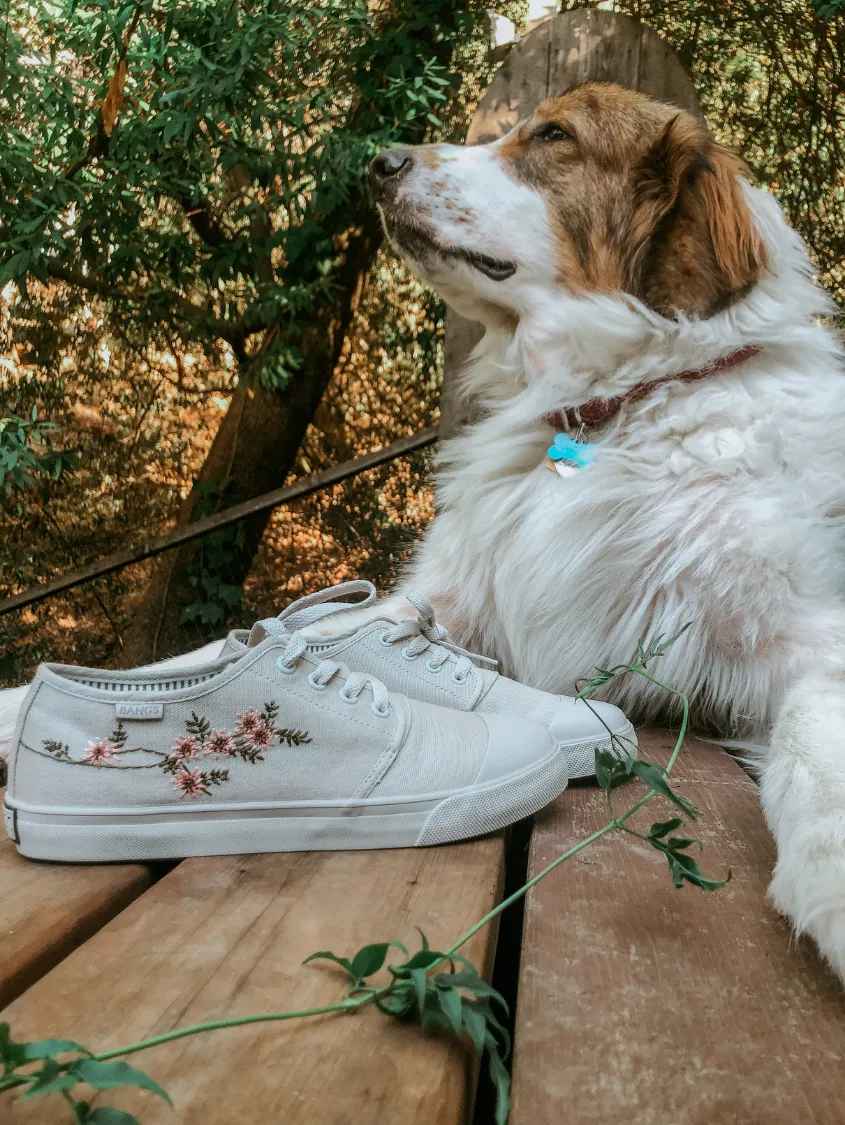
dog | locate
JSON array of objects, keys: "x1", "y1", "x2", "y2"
[{"x1": 360, "y1": 82, "x2": 845, "y2": 980}]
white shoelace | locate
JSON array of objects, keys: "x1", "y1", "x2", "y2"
[
  {"x1": 378, "y1": 590, "x2": 497, "y2": 682},
  {"x1": 271, "y1": 581, "x2": 497, "y2": 684},
  {"x1": 260, "y1": 619, "x2": 391, "y2": 716}
]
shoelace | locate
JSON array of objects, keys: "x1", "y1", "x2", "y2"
[
  {"x1": 378, "y1": 590, "x2": 497, "y2": 682},
  {"x1": 274, "y1": 581, "x2": 497, "y2": 683},
  {"x1": 260, "y1": 619, "x2": 392, "y2": 716}
]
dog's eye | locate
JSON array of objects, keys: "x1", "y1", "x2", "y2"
[{"x1": 532, "y1": 122, "x2": 574, "y2": 143}]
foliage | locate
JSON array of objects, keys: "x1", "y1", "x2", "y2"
[
  {"x1": 1, "y1": 0, "x2": 482, "y2": 382},
  {"x1": 0, "y1": 408, "x2": 77, "y2": 498},
  {"x1": 0, "y1": 626, "x2": 728, "y2": 1124}
]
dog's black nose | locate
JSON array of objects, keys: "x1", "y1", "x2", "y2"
[{"x1": 368, "y1": 148, "x2": 413, "y2": 196}]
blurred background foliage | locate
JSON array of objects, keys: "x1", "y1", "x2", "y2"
[{"x1": 0, "y1": 0, "x2": 843, "y2": 683}]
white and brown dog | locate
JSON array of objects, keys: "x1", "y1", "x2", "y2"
[{"x1": 362, "y1": 82, "x2": 845, "y2": 979}]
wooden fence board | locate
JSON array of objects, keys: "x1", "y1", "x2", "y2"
[
  {"x1": 2, "y1": 838, "x2": 504, "y2": 1125},
  {"x1": 510, "y1": 730, "x2": 845, "y2": 1125}
]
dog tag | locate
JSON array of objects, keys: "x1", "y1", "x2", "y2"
[{"x1": 545, "y1": 429, "x2": 597, "y2": 476}]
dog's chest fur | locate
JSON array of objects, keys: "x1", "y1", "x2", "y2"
[{"x1": 414, "y1": 346, "x2": 845, "y2": 739}]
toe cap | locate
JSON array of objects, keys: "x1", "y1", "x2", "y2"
[
  {"x1": 474, "y1": 714, "x2": 560, "y2": 785},
  {"x1": 549, "y1": 696, "x2": 632, "y2": 744}
]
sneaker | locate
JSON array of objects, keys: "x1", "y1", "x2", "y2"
[
  {"x1": 3, "y1": 621, "x2": 569, "y2": 862},
  {"x1": 221, "y1": 582, "x2": 637, "y2": 780}
]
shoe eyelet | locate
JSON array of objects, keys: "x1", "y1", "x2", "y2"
[
  {"x1": 338, "y1": 688, "x2": 358, "y2": 705},
  {"x1": 377, "y1": 631, "x2": 394, "y2": 648},
  {"x1": 425, "y1": 659, "x2": 441, "y2": 674},
  {"x1": 276, "y1": 655, "x2": 296, "y2": 675},
  {"x1": 401, "y1": 647, "x2": 418, "y2": 661},
  {"x1": 307, "y1": 672, "x2": 328, "y2": 691},
  {"x1": 371, "y1": 702, "x2": 390, "y2": 718},
  {"x1": 450, "y1": 671, "x2": 468, "y2": 686}
]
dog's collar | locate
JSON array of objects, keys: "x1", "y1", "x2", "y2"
[{"x1": 545, "y1": 345, "x2": 762, "y2": 432}]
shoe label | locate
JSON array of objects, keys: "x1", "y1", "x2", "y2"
[{"x1": 115, "y1": 701, "x2": 164, "y2": 720}]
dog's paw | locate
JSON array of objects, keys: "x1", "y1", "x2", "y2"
[{"x1": 769, "y1": 818, "x2": 845, "y2": 985}]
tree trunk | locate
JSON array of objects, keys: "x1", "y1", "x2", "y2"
[{"x1": 119, "y1": 213, "x2": 381, "y2": 665}]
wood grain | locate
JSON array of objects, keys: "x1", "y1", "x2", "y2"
[
  {"x1": 2, "y1": 838, "x2": 503, "y2": 1124},
  {"x1": 510, "y1": 731, "x2": 845, "y2": 1125},
  {"x1": 440, "y1": 10, "x2": 705, "y2": 440},
  {"x1": 0, "y1": 790, "x2": 155, "y2": 1008}
]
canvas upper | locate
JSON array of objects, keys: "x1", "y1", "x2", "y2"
[
  {"x1": 221, "y1": 582, "x2": 637, "y2": 779},
  {"x1": 4, "y1": 622, "x2": 569, "y2": 861}
]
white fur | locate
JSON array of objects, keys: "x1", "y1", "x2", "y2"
[{"x1": 375, "y1": 133, "x2": 845, "y2": 982}]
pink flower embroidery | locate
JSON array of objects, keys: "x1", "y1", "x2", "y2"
[
  {"x1": 173, "y1": 768, "x2": 210, "y2": 798},
  {"x1": 83, "y1": 738, "x2": 114, "y2": 766},
  {"x1": 171, "y1": 735, "x2": 199, "y2": 761},
  {"x1": 249, "y1": 721, "x2": 275, "y2": 749},
  {"x1": 204, "y1": 729, "x2": 236, "y2": 756},
  {"x1": 235, "y1": 708, "x2": 262, "y2": 738}
]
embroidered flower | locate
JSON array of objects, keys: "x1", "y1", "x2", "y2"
[
  {"x1": 83, "y1": 738, "x2": 114, "y2": 766},
  {"x1": 173, "y1": 767, "x2": 210, "y2": 798},
  {"x1": 171, "y1": 734, "x2": 200, "y2": 761},
  {"x1": 204, "y1": 729, "x2": 236, "y2": 757},
  {"x1": 547, "y1": 432, "x2": 598, "y2": 468},
  {"x1": 248, "y1": 720, "x2": 275, "y2": 749},
  {"x1": 235, "y1": 708, "x2": 262, "y2": 739}
]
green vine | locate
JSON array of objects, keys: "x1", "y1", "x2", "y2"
[{"x1": 0, "y1": 627, "x2": 728, "y2": 1124}]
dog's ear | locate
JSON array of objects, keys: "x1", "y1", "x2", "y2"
[{"x1": 630, "y1": 114, "x2": 768, "y2": 317}]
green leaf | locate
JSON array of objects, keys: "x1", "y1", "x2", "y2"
[
  {"x1": 667, "y1": 851, "x2": 732, "y2": 892},
  {"x1": 648, "y1": 818, "x2": 684, "y2": 841},
  {"x1": 84, "y1": 1109, "x2": 143, "y2": 1125},
  {"x1": 461, "y1": 1004, "x2": 488, "y2": 1055},
  {"x1": 71, "y1": 1060, "x2": 171, "y2": 1104},
  {"x1": 23, "y1": 1038, "x2": 93, "y2": 1061},
  {"x1": 302, "y1": 950, "x2": 355, "y2": 979},
  {"x1": 409, "y1": 967, "x2": 429, "y2": 1014},
  {"x1": 0, "y1": 1022, "x2": 27, "y2": 1068},
  {"x1": 486, "y1": 1033, "x2": 512, "y2": 1125},
  {"x1": 390, "y1": 949, "x2": 441, "y2": 976},
  {"x1": 594, "y1": 746, "x2": 635, "y2": 793},
  {"x1": 22, "y1": 1058, "x2": 79, "y2": 1098},
  {"x1": 631, "y1": 760, "x2": 698, "y2": 817},
  {"x1": 434, "y1": 982, "x2": 463, "y2": 1034},
  {"x1": 349, "y1": 943, "x2": 392, "y2": 981}
]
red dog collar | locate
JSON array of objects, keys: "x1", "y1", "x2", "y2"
[{"x1": 546, "y1": 345, "x2": 762, "y2": 431}]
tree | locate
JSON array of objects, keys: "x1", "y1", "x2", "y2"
[{"x1": 0, "y1": 0, "x2": 487, "y2": 661}]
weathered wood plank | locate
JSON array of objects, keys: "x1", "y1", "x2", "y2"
[
  {"x1": 510, "y1": 730, "x2": 845, "y2": 1125},
  {"x1": 0, "y1": 790, "x2": 155, "y2": 1008},
  {"x1": 2, "y1": 839, "x2": 504, "y2": 1124}
]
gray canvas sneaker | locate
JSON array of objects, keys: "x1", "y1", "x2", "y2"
[
  {"x1": 3, "y1": 621, "x2": 568, "y2": 862},
  {"x1": 221, "y1": 582, "x2": 637, "y2": 780}
]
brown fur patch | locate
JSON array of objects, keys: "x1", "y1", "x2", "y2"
[{"x1": 498, "y1": 82, "x2": 767, "y2": 317}]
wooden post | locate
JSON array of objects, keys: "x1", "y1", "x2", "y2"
[{"x1": 439, "y1": 9, "x2": 704, "y2": 439}]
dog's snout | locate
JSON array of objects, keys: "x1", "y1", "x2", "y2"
[{"x1": 368, "y1": 148, "x2": 413, "y2": 197}]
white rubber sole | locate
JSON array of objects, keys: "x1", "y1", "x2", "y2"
[
  {"x1": 4, "y1": 745, "x2": 569, "y2": 862},
  {"x1": 559, "y1": 722, "x2": 638, "y2": 780}
]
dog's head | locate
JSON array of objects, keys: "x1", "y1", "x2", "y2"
[{"x1": 370, "y1": 83, "x2": 767, "y2": 327}]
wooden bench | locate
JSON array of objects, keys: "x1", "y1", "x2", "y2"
[
  {"x1": 1, "y1": 829, "x2": 503, "y2": 1123},
  {"x1": 3, "y1": 12, "x2": 843, "y2": 1125}
]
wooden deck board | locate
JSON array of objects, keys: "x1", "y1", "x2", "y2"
[
  {"x1": 2, "y1": 838, "x2": 503, "y2": 1124},
  {"x1": 510, "y1": 730, "x2": 845, "y2": 1125},
  {"x1": 0, "y1": 790, "x2": 156, "y2": 1008}
]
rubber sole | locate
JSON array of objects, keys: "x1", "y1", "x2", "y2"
[
  {"x1": 560, "y1": 722, "x2": 638, "y2": 780},
  {"x1": 4, "y1": 745, "x2": 570, "y2": 862}
]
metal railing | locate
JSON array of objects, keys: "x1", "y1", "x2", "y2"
[{"x1": 0, "y1": 427, "x2": 439, "y2": 686}]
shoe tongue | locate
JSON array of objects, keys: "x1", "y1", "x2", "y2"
[
  {"x1": 247, "y1": 619, "x2": 286, "y2": 648},
  {"x1": 301, "y1": 614, "x2": 398, "y2": 652}
]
